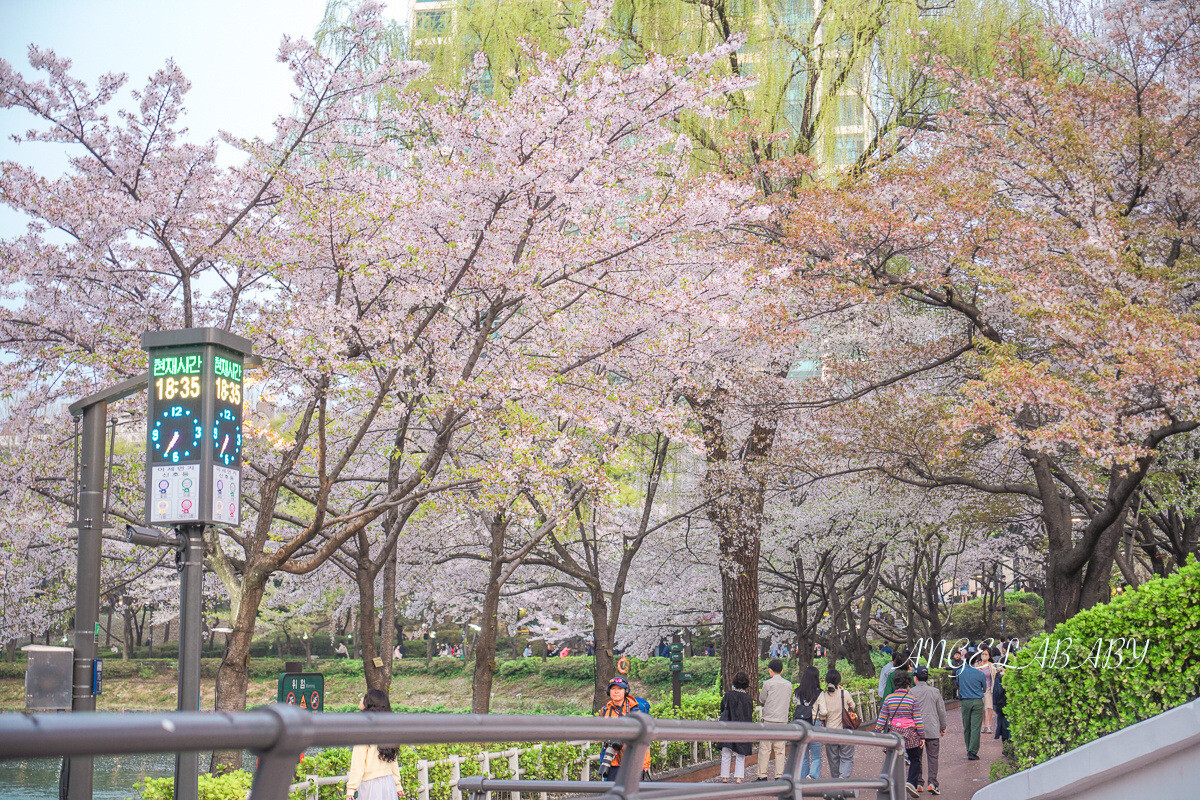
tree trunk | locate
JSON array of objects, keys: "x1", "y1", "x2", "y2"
[
  {"x1": 358, "y1": 571, "x2": 388, "y2": 693},
  {"x1": 381, "y1": 539, "x2": 398, "y2": 684},
  {"x1": 589, "y1": 590, "x2": 614, "y2": 712},
  {"x1": 716, "y1": 508, "x2": 762, "y2": 697},
  {"x1": 471, "y1": 560, "x2": 504, "y2": 714},
  {"x1": 211, "y1": 576, "x2": 267, "y2": 773}
]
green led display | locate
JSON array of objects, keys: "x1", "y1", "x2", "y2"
[{"x1": 152, "y1": 354, "x2": 203, "y2": 377}]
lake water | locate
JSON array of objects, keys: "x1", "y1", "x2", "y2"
[{"x1": 0, "y1": 754, "x2": 175, "y2": 800}]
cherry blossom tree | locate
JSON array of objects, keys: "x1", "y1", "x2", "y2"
[{"x1": 772, "y1": 0, "x2": 1200, "y2": 628}]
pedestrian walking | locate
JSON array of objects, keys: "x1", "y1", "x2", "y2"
[
  {"x1": 346, "y1": 690, "x2": 401, "y2": 800},
  {"x1": 954, "y1": 650, "x2": 988, "y2": 760},
  {"x1": 880, "y1": 650, "x2": 909, "y2": 698},
  {"x1": 716, "y1": 671, "x2": 754, "y2": 782},
  {"x1": 814, "y1": 669, "x2": 856, "y2": 782},
  {"x1": 877, "y1": 671, "x2": 924, "y2": 797},
  {"x1": 992, "y1": 667, "x2": 1011, "y2": 742},
  {"x1": 793, "y1": 666, "x2": 823, "y2": 779},
  {"x1": 910, "y1": 666, "x2": 947, "y2": 794},
  {"x1": 758, "y1": 658, "x2": 793, "y2": 780},
  {"x1": 976, "y1": 648, "x2": 997, "y2": 733}
]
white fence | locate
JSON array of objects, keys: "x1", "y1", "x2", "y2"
[{"x1": 288, "y1": 689, "x2": 881, "y2": 800}]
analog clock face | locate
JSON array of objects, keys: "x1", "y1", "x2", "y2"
[
  {"x1": 151, "y1": 407, "x2": 203, "y2": 463},
  {"x1": 212, "y1": 407, "x2": 242, "y2": 466}
]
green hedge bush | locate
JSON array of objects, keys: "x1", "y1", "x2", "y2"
[
  {"x1": 639, "y1": 657, "x2": 720, "y2": 688},
  {"x1": 1006, "y1": 557, "x2": 1200, "y2": 768},
  {"x1": 539, "y1": 657, "x2": 594, "y2": 681},
  {"x1": 497, "y1": 658, "x2": 541, "y2": 679}
]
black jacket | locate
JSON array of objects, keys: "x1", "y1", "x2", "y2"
[{"x1": 716, "y1": 688, "x2": 754, "y2": 756}]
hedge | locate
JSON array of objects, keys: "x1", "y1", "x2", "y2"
[
  {"x1": 1005, "y1": 556, "x2": 1200, "y2": 768},
  {"x1": 136, "y1": 741, "x2": 596, "y2": 800},
  {"x1": 538, "y1": 656, "x2": 595, "y2": 681}
]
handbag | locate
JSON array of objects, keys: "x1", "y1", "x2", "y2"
[
  {"x1": 876, "y1": 692, "x2": 922, "y2": 749},
  {"x1": 839, "y1": 689, "x2": 861, "y2": 730}
]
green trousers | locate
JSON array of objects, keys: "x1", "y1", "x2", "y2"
[{"x1": 960, "y1": 698, "x2": 983, "y2": 756}]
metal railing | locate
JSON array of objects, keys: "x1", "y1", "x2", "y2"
[
  {"x1": 291, "y1": 687, "x2": 884, "y2": 800},
  {"x1": 0, "y1": 704, "x2": 906, "y2": 800}
]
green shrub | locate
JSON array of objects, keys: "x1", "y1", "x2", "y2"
[
  {"x1": 637, "y1": 657, "x2": 671, "y2": 686},
  {"x1": 497, "y1": 658, "x2": 540, "y2": 679},
  {"x1": 427, "y1": 657, "x2": 466, "y2": 676},
  {"x1": 137, "y1": 770, "x2": 253, "y2": 800},
  {"x1": 1006, "y1": 557, "x2": 1200, "y2": 768},
  {"x1": 393, "y1": 659, "x2": 430, "y2": 675},
  {"x1": 946, "y1": 598, "x2": 1038, "y2": 641},
  {"x1": 539, "y1": 657, "x2": 594, "y2": 681},
  {"x1": 1005, "y1": 591, "x2": 1045, "y2": 618}
]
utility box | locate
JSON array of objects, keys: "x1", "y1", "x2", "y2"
[{"x1": 24, "y1": 645, "x2": 74, "y2": 710}]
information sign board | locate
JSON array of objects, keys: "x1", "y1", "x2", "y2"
[{"x1": 277, "y1": 672, "x2": 324, "y2": 711}]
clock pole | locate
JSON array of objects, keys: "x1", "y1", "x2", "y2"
[
  {"x1": 175, "y1": 522, "x2": 205, "y2": 800},
  {"x1": 140, "y1": 328, "x2": 252, "y2": 800}
]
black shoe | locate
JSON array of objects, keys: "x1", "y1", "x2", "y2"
[{"x1": 967, "y1": 753, "x2": 980, "y2": 761}]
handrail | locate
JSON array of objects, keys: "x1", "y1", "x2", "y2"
[{"x1": 0, "y1": 705, "x2": 906, "y2": 800}]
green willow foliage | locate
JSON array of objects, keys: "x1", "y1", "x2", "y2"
[
  {"x1": 404, "y1": 0, "x2": 1047, "y2": 175},
  {"x1": 1004, "y1": 557, "x2": 1200, "y2": 768}
]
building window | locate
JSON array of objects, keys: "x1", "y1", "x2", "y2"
[
  {"x1": 414, "y1": 9, "x2": 448, "y2": 35},
  {"x1": 838, "y1": 95, "x2": 863, "y2": 127},
  {"x1": 835, "y1": 133, "x2": 862, "y2": 164}
]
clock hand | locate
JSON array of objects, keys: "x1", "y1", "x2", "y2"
[
  {"x1": 164, "y1": 431, "x2": 180, "y2": 454},
  {"x1": 220, "y1": 435, "x2": 229, "y2": 456}
]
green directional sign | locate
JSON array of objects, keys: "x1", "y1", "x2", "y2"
[
  {"x1": 277, "y1": 672, "x2": 324, "y2": 711},
  {"x1": 668, "y1": 643, "x2": 684, "y2": 672}
]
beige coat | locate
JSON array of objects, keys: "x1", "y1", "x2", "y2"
[
  {"x1": 346, "y1": 744, "x2": 402, "y2": 798},
  {"x1": 814, "y1": 686, "x2": 856, "y2": 730}
]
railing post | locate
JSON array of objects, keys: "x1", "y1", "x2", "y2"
[
  {"x1": 614, "y1": 712, "x2": 654, "y2": 800},
  {"x1": 248, "y1": 705, "x2": 314, "y2": 800},
  {"x1": 306, "y1": 775, "x2": 319, "y2": 800},
  {"x1": 450, "y1": 754, "x2": 464, "y2": 800},
  {"x1": 876, "y1": 732, "x2": 906, "y2": 800},
  {"x1": 779, "y1": 722, "x2": 806, "y2": 800},
  {"x1": 507, "y1": 748, "x2": 521, "y2": 800},
  {"x1": 480, "y1": 751, "x2": 492, "y2": 800},
  {"x1": 417, "y1": 759, "x2": 430, "y2": 800}
]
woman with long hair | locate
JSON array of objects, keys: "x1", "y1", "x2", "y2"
[
  {"x1": 793, "y1": 666, "x2": 823, "y2": 779},
  {"x1": 346, "y1": 689, "x2": 401, "y2": 800},
  {"x1": 813, "y1": 669, "x2": 856, "y2": 781},
  {"x1": 976, "y1": 648, "x2": 997, "y2": 732}
]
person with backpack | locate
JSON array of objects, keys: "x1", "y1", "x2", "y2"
[
  {"x1": 597, "y1": 676, "x2": 651, "y2": 782},
  {"x1": 793, "y1": 666, "x2": 823, "y2": 779},
  {"x1": 715, "y1": 671, "x2": 754, "y2": 782},
  {"x1": 814, "y1": 669, "x2": 857, "y2": 782}
]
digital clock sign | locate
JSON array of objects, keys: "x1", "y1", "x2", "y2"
[{"x1": 142, "y1": 329, "x2": 253, "y2": 527}]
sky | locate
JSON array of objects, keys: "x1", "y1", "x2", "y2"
[{"x1": 0, "y1": 0, "x2": 404, "y2": 235}]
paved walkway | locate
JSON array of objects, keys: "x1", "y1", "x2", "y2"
[{"x1": 689, "y1": 701, "x2": 1004, "y2": 799}]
